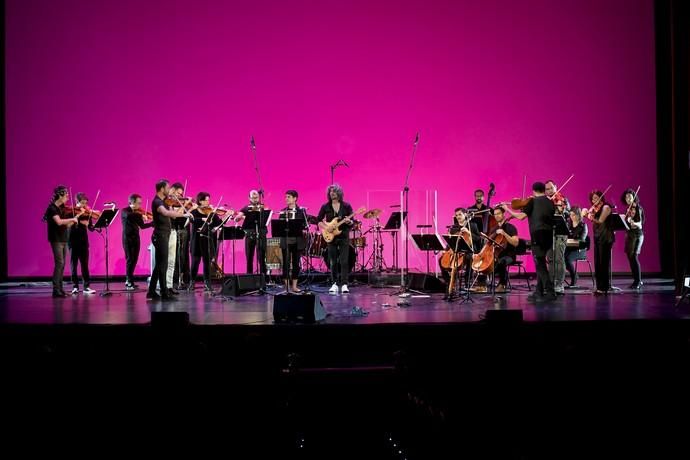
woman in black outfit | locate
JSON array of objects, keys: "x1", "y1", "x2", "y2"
[
  {"x1": 582, "y1": 190, "x2": 615, "y2": 295},
  {"x1": 621, "y1": 189, "x2": 644, "y2": 289},
  {"x1": 564, "y1": 206, "x2": 588, "y2": 287}
]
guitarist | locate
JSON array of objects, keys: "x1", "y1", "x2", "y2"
[{"x1": 317, "y1": 184, "x2": 354, "y2": 294}]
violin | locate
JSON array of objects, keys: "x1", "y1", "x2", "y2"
[
  {"x1": 60, "y1": 204, "x2": 86, "y2": 219},
  {"x1": 511, "y1": 196, "x2": 532, "y2": 210},
  {"x1": 581, "y1": 185, "x2": 613, "y2": 222},
  {"x1": 134, "y1": 208, "x2": 153, "y2": 220},
  {"x1": 165, "y1": 196, "x2": 194, "y2": 209},
  {"x1": 197, "y1": 206, "x2": 234, "y2": 217}
]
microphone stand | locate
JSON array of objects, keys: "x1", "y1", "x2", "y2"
[
  {"x1": 398, "y1": 132, "x2": 420, "y2": 297},
  {"x1": 251, "y1": 136, "x2": 268, "y2": 289}
]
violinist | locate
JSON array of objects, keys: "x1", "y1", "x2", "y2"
[
  {"x1": 147, "y1": 179, "x2": 191, "y2": 301},
  {"x1": 440, "y1": 207, "x2": 479, "y2": 284},
  {"x1": 505, "y1": 182, "x2": 557, "y2": 302},
  {"x1": 170, "y1": 182, "x2": 192, "y2": 290},
  {"x1": 279, "y1": 190, "x2": 309, "y2": 293},
  {"x1": 581, "y1": 190, "x2": 614, "y2": 295},
  {"x1": 546, "y1": 179, "x2": 570, "y2": 294},
  {"x1": 67, "y1": 192, "x2": 96, "y2": 295},
  {"x1": 564, "y1": 206, "x2": 588, "y2": 288},
  {"x1": 43, "y1": 185, "x2": 81, "y2": 297},
  {"x1": 621, "y1": 189, "x2": 644, "y2": 289},
  {"x1": 491, "y1": 206, "x2": 519, "y2": 294},
  {"x1": 121, "y1": 193, "x2": 153, "y2": 290},
  {"x1": 235, "y1": 190, "x2": 268, "y2": 279},
  {"x1": 189, "y1": 192, "x2": 224, "y2": 292}
]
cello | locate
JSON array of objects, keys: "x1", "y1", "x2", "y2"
[{"x1": 445, "y1": 226, "x2": 474, "y2": 299}]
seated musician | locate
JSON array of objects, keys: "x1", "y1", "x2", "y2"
[
  {"x1": 491, "y1": 206, "x2": 519, "y2": 293},
  {"x1": 440, "y1": 207, "x2": 480, "y2": 284},
  {"x1": 564, "y1": 206, "x2": 588, "y2": 288}
]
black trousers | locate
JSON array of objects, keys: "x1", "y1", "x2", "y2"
[
  {"x1": 191, "y1": 237, "x2": 215, "y2": 284},
  {"x1": 69, "y1": 244, "x2": 91, "y2": 288},
  {"x1": 328, "y1": 238, "x2": 350, "y2": 285},
  {"x1": 594, "y1": 237, "x2": 613, "y2": 291},
  {"x1": 282, "y1": 244, "x2": 301, "y2": 280},
  {"x1": 148, "y1": 231, "x2": 170, "y2": 295},
  {"x1": 625, "y1": 231, "x2": 644, "y2": 284},
  {"x1": 50, "y1": 241, "x2": 67, "y2": 292},
  {"x1": 123, "y1": 237, "x2": 140, "y2": 284},
  {"x1": 245, "y1": 232, "x2": 267, "y2": 274},
  {"x1": 173, "y1": 228, "x2": 190, "y2": 286},
  {"x1": 495, "y1": 254, "x2": 515, "y2": 287}
]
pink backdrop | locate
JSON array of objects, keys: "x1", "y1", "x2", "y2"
[{"x1": 5, "y1": 0, "x2": 658, "y2": 277}]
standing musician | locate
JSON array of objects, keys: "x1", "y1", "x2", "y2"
[
  {"x1": 189, "y1": 192, "x2": 224, "y2": 292},
  {"x1": 234, "y1": 190, "x2": 268, "y2": 279},
  {"x1": 564, "y1": 206, "x2": 588, "y2": 288},
  {"x1": 67, "y1": 192, "x2": 96, "y2": 295},
  {"x1": 279, "y1": 190, "x2": 308, "y2": 293},
  {"x1": 582, "y1": 189, "x2": 615, "y2": 295},
  {"x1": 121, "y1": 193, "x2": 153, "y2": 290},
  {"x1": 467, "y1": 189, "x2": 491, "y2": 233},
  {"x1": 147, "y1": 179, "x2": 191, "y2": 301},
  {"x1": 505, "y1": 182, "x2": 557, "y2": 302},
  {"x1": 439, "y1": 207, "x2": 480, "y2": 284},
  {"x1": 170, "y1": 182, "x2": 192, "y2": 290},
  {"x1": 166, "y1": 183, "x2": 194, "y2": 293},
  {"x1": 317, "y1": 184, "x2": 354, "y2": 294},
  {"x1": 44, "y1": 185, "x2": 80, "y2": 297},
  {"x1": 491, "y1": 206, "x2": 519, "y2": 293},
  {"x1": 622, "y1": 188, "x2": 644, "y2": 289},
  {"x1": 545, "y1": 179, "x2": 570, "y2": 295}
]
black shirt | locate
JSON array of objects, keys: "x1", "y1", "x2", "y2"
[
  {"x1": 68, "y1": 216, "x2": 93, "y2": 249},
  {"x1": 593, "y1": 204, "x2": 615, "y2": 244},
  {"x1": 190, "y1": 209, "x2": 223, "y2": 257},
  {"x1": 496, "y1": 221, "x2": 518, "y2": 258},
  {"x1": 121, "y1": 206, "x2": 153, "y2": 241},
  {"x1": 317, "y1": 201, "x2": 354, "y2": 240},
  {"x1": 627, "y1": 204, "x2": 644, "y2": 234},
  {"x1": 467, "y1": 203, "x2": 490, "y2": 232},
  {"x1": 152, "y1": 196, "x2": 171, "y2": 235},
  {"x1": 568, "y1": 221, "x2": 588, "y2": 242},
  {"x1": 448, "y1": 220, "x2": 481, "y2": 252},
  {"x1": 45, "y1": 203, "x2": 68, "y2": 243},
  {"x1": 522, "y1": 196, "x2": 555, "y2": 252}
]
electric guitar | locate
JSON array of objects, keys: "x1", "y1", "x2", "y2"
[{"x1": 321, "y1": 206, "x2": 366, "y2": 243}]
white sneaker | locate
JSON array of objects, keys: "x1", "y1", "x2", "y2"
[
  {"x1": 71, "y1": 287, "x2": 79, "y2": 295},
  {"x1": 83, "y1": 287, "x2": 96, "y2": 294},
  {"x1": 341, "y1": 284, "x2": 349, "y2": 293},
  {"x1": 329, "y1": 283, "x2": 339, "y2": 294}
]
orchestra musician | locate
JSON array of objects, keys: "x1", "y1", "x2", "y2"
[
  {"x1": 189, "y1": 192, "x2": 224, "y2": 292},
  {"x1": 44, "y1": 185, "x2": 80, "y2": 297},
  {"x1": 491, "y1": 206, "x2": 519, "y2": 293},
  {"x1": 234, "y1": 190, "x2": 268, "y2": 280},
  {"x1": 545, "y1": 179, "x2": 570, "y2": 295},
  {"x1": 279, "y1": 190, "x2": 308, "y2": 293},
  {"x1": 147, "y1": 179, "x2": 191, "y2": 301},
  {"x1": 622, "y1": 188, "x2": 644, "y2": 289},
  {"x1": 582, "y1": 190, "x2": 615, "y2": 295},
  {"x1": 67, "y1": 192, "x2": 96, "y2": 295},
  {"x1": 121, "y1": 193, "x2": 153, "y2": 290},
  {"x1": 505, "y1": 182, "x2": 557, "y2": 302},
  {"x1": 439, "y1": 207, "x2": 480, "y2": 285},
  {"x1": 170, "y1": 182, "x2": 192, "y2": 290},
  {"x1": 564, "y1": 206, "x2": 588, "y2": 288},
  {"x1": 317, "y1": 184, "x2": 354, "y2": 294}
]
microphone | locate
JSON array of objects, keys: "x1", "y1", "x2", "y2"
[
  {"x1": 413, "y1": 132, "x2": 420, "y2": 146},
  {"x1": 250, "y1": 136, "x2": 256, "y2": 150}
]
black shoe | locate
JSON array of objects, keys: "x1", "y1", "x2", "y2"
[
  {"x1": 125, "y1": 283, "x2": 137, "y2": 291},
  {"x1": 631, "y1": 282, "x2": 643, "y2": 290},
  {"x1": 146, "y1": 292, "x2": 161, "y2": 300},
  {"x1": 161, "y1": 295, "x2": 177, "y2": 301},
  {"x1": 52, "y1": 290, "x2": 67, "y2": 298},
  {"x1": 527, "y1": 292, "x2": 543, "y2": 302},
  {"x1": 537, "y1": 293, "x2": 558, "y2": 303},
  {"x1": 167, "y1": 288, "x2": 179, "y2": 296}
]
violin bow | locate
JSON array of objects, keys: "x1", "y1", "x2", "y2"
[
  {"x1": 521, "y1": 175, "x2": 526, "y2": 199},
  {"x1": 626, "y1": 185, "x2": 641, "y2": 216},
  {"x1": 87, "y1": 189, "x2": 101, "y2": 220}
]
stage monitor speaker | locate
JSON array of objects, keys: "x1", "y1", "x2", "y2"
[
  {"x1": 407, "y1": 273, "x2": 445, "y2": 293},
  {"x1": 273, "y1": 293, "x2": 326, "y2": 323},
  {"x1": 151, "y1": 311, "x2": 190, "y2": 328},
  {"x1": 222, "y1": 274, "x2": 264, "y2": 296}
]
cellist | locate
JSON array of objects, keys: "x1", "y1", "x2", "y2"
[
  {"x1": 491, "y1": 206, "x2": 519, "y2": 293},
  {"x1": 440, "y1": 208, "x2": 480, "y2": 284}
]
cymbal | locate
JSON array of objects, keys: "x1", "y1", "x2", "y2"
[{"x1": 363, "y1": 209, "x2": 382, "y2": 219}]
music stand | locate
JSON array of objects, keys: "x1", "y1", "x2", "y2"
[
  {"x1": 93, "y1": 208, "x2": 119, "y2": 297},
  {"x1": 411, "y1": 234, "x2": 444, "y2": 275},
  {"x1": 221, "y1": 226, "x2": 245, "y2": 276},
  {"x1": 243, "y1": 208, "x2": 272, "y2": 280},
  {"x1": 608, "y1": 213, "x2": 629, "y2": 291},
  {"x1": 442, "y1": 234, "x2": 474, "y2": 303},
  {"x1": 383, "y1": 211, "x2": 407, "y2": 271},
  {"x1": 271, "y1": 218, "x2": 306, "y2": 294}
]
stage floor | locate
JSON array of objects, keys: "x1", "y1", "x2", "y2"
[{"x1": 1, "y1": 277, "x2": 687, "y2": 325}]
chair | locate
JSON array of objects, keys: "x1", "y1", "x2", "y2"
[
  {"x1": 571, "y1": 235, "x2": 595, "y2": 288},
  {"x1": 507, "y1": 258, "x2": 531, "y2": 291}
]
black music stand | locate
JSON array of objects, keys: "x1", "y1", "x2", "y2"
[
  {"x1": 383, "y1": 211, "x2": 407, "y2": 271},
  {"x1": 221, "y1": 226, "x2": 245, "y2": 276},
  {"x1": 442, "y1": 234, "x2": 474, "y2": 303},
  {"x1": 411, "y1": 234, "x2": 444, "y2": 275},
  {"x1": 93, "y1": 208, "x2": 119, "y2": 297},
  {"x1": 608, "y1": 213, "x2": 628, "y2": 291},
  {"x1": 243, "y1": 208, "x2": 271, "y2": 279},
  {"x1": 271, "y1": 218, "x2": 306, "y2": 294}
]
